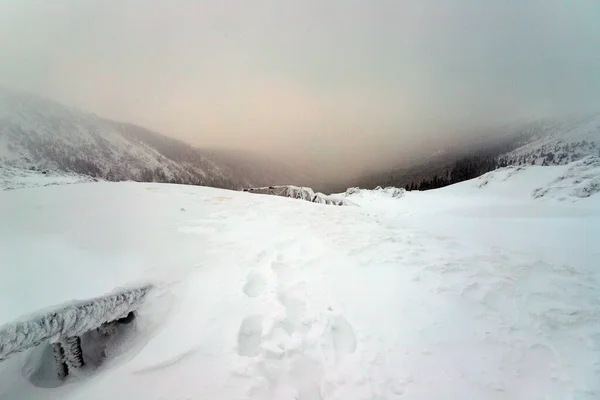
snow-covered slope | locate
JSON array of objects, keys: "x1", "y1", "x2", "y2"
[
  {"x1": 501, "y1": 113, "x2": 600, "y2": 166},
  {"x1": 0, "y1": 165, "x2": 97, "y2": 191},
  {"x1": 475, "y1": 156, "x2": 600, "y2": 201},
  {"x1": 0, "y1": 160, "x2": 599, "y2": 399},
  {"x1": 0, "y1": 89, "x2": 314, "y2": 189}
]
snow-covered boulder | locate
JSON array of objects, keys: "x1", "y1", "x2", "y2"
[
  {"x1": 378, "y1": 186, "x2": 406, "y2": 198},
  {"x1": 344, "y1": 187, "x2": 361, "y2": 196},
  {"x1": 344, "y1": 186, "x2": 406, "y2": 199}
]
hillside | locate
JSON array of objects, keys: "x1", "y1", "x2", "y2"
[
  {"x1": 204, "y1": 148, "x2": 329, "y2": 192},
  {"x1": 0, "y1": 160, "x2": 598, "y2": 399},
  {"x1": 343, "y1": 113, "x2": 600, "y2": 193},
  {"x1": 0, "y1": 89, "x2": 316, "y2": 189},
  {"x1": 500, "y1": 112, "x2": 600, "y2": 166},
  {"x1": 335, "y1": 129, "x2": 531, "y2": 193}
]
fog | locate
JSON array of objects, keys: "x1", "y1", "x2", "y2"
[{"x1": 2, "y1": 0, "x2": 600, "y2": 178}]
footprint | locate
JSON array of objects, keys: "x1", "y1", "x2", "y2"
[
  {"x1": 243, "y1": 271, "x2": 266, "y2": 298},
  {"x1": 278, "y1": 293, "x2": 311, "y2": 334},
  {"x1": 271, "y1": 261, "x2": 293, "y2": 283},
  {"x1": 237, "y1": 316, "x2": 263, "y2": 357},
  {"x1": 289, "y1": 356, "x2": 324, "y2": 400},
  {"x1": 331, "y1": 315, "x2": 357, "y2": 355}
]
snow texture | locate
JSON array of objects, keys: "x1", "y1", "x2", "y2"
[
  {"x1": 0, "y1": 285, "x2": 151, "y2": 361},
  {"x1": 532, "y1": 156, "x2": 600, "y2": 200},
  {"x1": 0, "y1": 89, "x2": 237, "y2": 188},
  {"x1": 0, "y1": 164, "x2": 97, "y2": 191},
  {"x1": 0, "y1": 159, "x2": 599, "y2": 399},
  {"x1": 244, "y1": 185, "x2": 353, "y2": 206},
  {"x1": 345, "y1": 186, "x2": 406, "y2": 198},
  {"x1": 502, "y1": 112, "x2": 600, "y2": 166},
  {"x1": 475, "y1": 156, "x2": 600, "y2": 201}
]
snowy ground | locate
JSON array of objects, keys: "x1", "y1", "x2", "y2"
[
  {"x1": 0, "y1": 165, "x2": 98, "y2": 191},
  {"x1": 0, "y1": 161, "x2": 599, "y2": 400}
]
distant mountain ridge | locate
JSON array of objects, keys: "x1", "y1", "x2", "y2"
[
  {"x1": 500, "y1": 112, "x2": 600, "y2": 166},
  {"x1": 337, "y1": 113, "x2": 600, "y2": 193},
  {"x1": 0, "y1": 89, "x2": 317, "y2": 189}
]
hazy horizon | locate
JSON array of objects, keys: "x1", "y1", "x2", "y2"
[{"x1": 2, "y1": 0, "x2": 600, "y2": 177}]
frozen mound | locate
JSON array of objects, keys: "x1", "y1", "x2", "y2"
[
  {"x1": 243, "y1": 185, "x2": 353, "y2": 206},
  {"x1": 344, "y1": 186, "x2": 406, "y2": 198},
  {"x1": 532, "y1": 156, "x2": 600, "y2": 200},
  {"x1": 0, "y1": 165, "x2": 98, "y2": 191}
]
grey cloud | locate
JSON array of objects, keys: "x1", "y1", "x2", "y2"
[{"x1": 1, "y1": 0, "x2": 599, "y2": 177}]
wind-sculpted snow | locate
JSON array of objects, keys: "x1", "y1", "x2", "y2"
[
  {"x1": 472, "y1": 157, "x2": 600, "y2": 201},
  {"x1": 0, "y1": 164, "x2": 97, "y2": 191},
  {"x1": 243, "y1": 185, "x2": 352, "y2": 206},
  {"x1": 1, "y1": 174, "x2": 599, "y2": 399},
  {"x1": 344, "y1": 186, "x2": 406, "y2": 198},
  {"x1": 532, "y1": 156, "x2": 600, "y2": 200},
  {"x1": 0, "y1": 285, "x2": 152, "y2": 362}
]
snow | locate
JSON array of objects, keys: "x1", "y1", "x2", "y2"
[
  {"x1": 503, "y1": 112, "x2": 600, "y2": 166},
  {"x1": 0, "y1": 164, "x2": 97, "y2": 191},
  {"x1": 0, "y1": 285, "x2": 151, "y2": 361},
  {"x1": 0, "y1": 161, "x2": 599, "y2": 399},
  {"x1": 244, "y1": 185, "x2": 352, "y2": 206},
  {"x1": 0, "y1": 89, "x2": 234, "y2": 186}
]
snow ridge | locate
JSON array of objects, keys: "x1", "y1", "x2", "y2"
[
  {"x1": 473, "y1": 157, "x2": 600, "y2": 201},
  {"x1": 532, "y1": 156, "x2": 600, "y2": 200},
  {"x1": 501, "y1": 113, "x2": 600, "y2": 167},
  {"x1": 345, "y1": 186, "x2": 406, "y2": 198},
  {"x1": 0, "y1": 285, "x2": 152, "y2": 361},
  {"x1": 0, "y1": 89, "x2": 237, "y2": 188}
]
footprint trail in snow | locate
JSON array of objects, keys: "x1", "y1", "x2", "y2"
[{"x1": 236, "y1": 241, "x2": 358, "y2": 398}]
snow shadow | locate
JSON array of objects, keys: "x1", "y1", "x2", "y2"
[{"x1": 23, "y1": 312, "x2": 138, "y2": 388}]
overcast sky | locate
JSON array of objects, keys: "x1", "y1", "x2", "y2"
[{"x1": 1, "y1": 0, "x2": 599, "y2": 173}]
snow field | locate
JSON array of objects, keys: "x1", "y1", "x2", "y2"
[{"x1": 0, "y1": 159, "x2": 598, "y2": 399}]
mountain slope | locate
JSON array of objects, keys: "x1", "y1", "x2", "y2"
[
  {"x1": 342, "y1": 113, "x2": 600, "y2": 193},
  {"x1": 0, "y1": 90, "x2": 317, "y2": 189},
  {"x1": 203, "y1": 148, "x2": 329, "y2": 191},
  {"x1": 501, "y1": 113, "x2": 600, "y2": 166},
  {"x1": 0, "y1": 161, "x2": 598, "y2": 399}
]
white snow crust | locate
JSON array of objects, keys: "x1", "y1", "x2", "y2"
[{"x1": 0, "y1": 160, "x2": 599, "y2": 399}]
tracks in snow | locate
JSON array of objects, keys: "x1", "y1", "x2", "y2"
[{"x1": 236, "y1": 241, "x2": 357, "y2": 399}]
